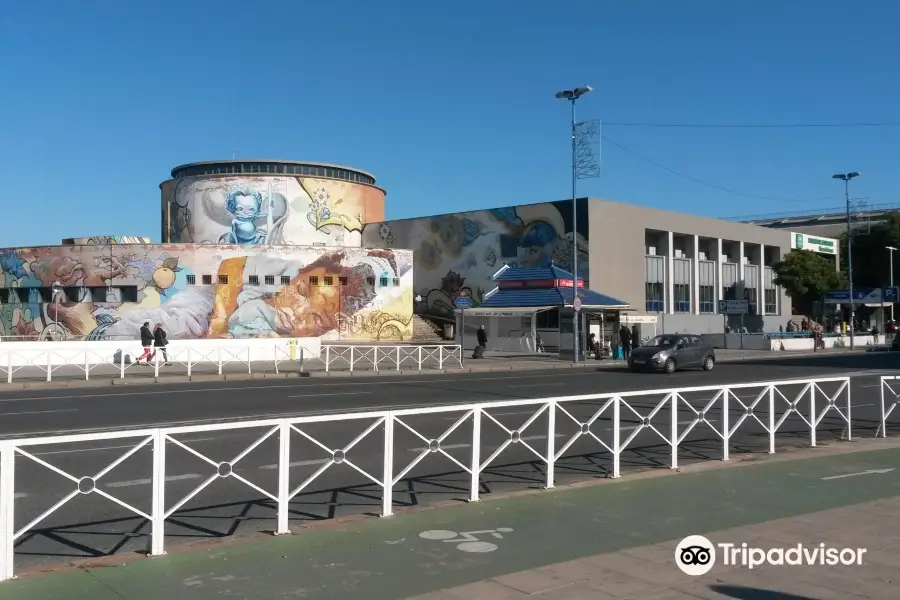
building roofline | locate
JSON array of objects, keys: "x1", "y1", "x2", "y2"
[{"x1": 169, "y1": 159, "x2": 376, "y2": 181}]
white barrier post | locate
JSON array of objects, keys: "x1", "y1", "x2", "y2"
[
  {"x1": 768, "y1": 385, "x2": 776, "y2": 454},
  {"x1": 325, "y1": 346, "x2": 331, "y2": 372},
  {"x1": 381, "y1": 414, "x2": 394, "y2": 517},
  {"x1": 217, "y1": 347, "x2": 223, "y2": 375},
  {"x1": 84, "y1": 349, "x2": 90, "y2": 381},
  {"x1": 154, "y1": 347, "x2": 160, "y2": 378},
  {"x1": 0, "y1": 442, "x2": 14, "y2": 581},
  {"x1": 881, "y1": 378, "x2": 888, "y2": 438},
  {"x1": 439, "y1": 346, "x2": 444, "y2": 369},
  {"x1": 722, "y1": 390, "x2": 730, "y2": 461},
  {"x1": 246, "y1": 348, "x2": 251, "y2": 374},
  {"x1": 373, "y1": 347, "x2": 378, "y2": 373},
  {"x1": 274, "y1": 345, "x2": 279, "y2": 375},
  {"x1": 809, "y1": 384, "x2": 817, "y2": 447},
  {"x1": 276, "y1": 421, "x2": 291, "y2": 535},
  {"x1": 611, "y1": 396, "x2": 621, "y2": 478},
  {"x1": 120, "y1": 350, "x2": 126, "y2": 379},
  {"x1": 545, "y1": 401, "x2": 556, "y2": 489},
  {"x1": 469, "y1": 407, "x2": 481, "y2": 502},
  {"x1": 349, "y1": 347, "x2": 354, "y2": 373},
  {"x1": 418, "y1": 346, "x2": 422, "y2": 370},
  {"x1": 846, "y1": 381, "x2": 853, "y2": 441},
  {"x1": 46, "y1": 351, "x2": 51, "y2": 382},
  {"x1": 150, "y1": 430, "x2": 166, "y2": 556},
  {"x1": 670, "y1": 392, "x2": 678, "y2": 469},
  {"x1": 299, "y1": 347, "x2": 304, "y2": 372},
  {"x1": 395, "y1": 346, "x2": 400, "y2": 371},
  {"x1": 6, "y1": 353, "x2": 11, "y2": 384}
]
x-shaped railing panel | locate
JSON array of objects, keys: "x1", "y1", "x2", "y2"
[
  {"x1": 727, "y1": 386, "x2": 772, "y2": 438},
  {"x1": 163, "y1": 426, "x2": 278, "y2": 519},
  {"x1": 675, "y1": 390, "x2": 726, "y2": 445},
  {"x1": 619, "y1": 394, "x2": 672, "y2": 451},
  {"x1": 393, "y1": 410, "x2": 474, "y2": 484},
  {"x1": 772, "y1": 382, "x2": 813, "y2": 432},
  {"x1": 811, "y1": 380, "x2": 851, "y2": 429},
  {"x1": 287, "y1": 418, "x2": 385, "y2": 500},
  {"x1": 479, "y1": 405, "x2": 549, "y2": 471},
  {"x1": 554, "y1": 398, "x2": 615, "y2": 460},
  {"x1": 13, "y1": 435, "x2": 153, "y2": 539}
]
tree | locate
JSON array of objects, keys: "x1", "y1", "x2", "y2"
[
  {"x1": 773, "y1": 250, "x2": 847, "y2": 317},
  {"x1": 839, "y1": 212, "x2": 900, "y2": 289}
]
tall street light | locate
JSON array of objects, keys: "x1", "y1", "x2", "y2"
[
  {"x1": 555, "y1": 85, "x2": 592, "y2": 363},
  {"x1": 888, "y1": 246, "x2": 897, "y2": 323},
  {"x1": 832, "y1": 171, "x2": 860, "y2": 349}
]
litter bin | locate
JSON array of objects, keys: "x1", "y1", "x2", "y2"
[{"x1": 443, "y1": 324, "x2": 455, "y2": 340}]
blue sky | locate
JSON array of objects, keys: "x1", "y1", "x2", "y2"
[{"x1": 2, "y1": 1, "x2": 898, "y2": 247}]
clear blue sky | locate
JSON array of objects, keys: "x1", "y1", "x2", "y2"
[{"x1": 2, "y1": 0, "x2": 898, "y2": 247}]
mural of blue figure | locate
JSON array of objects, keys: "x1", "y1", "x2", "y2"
[
  {"x1": 518, "y1": 221, "x2": 557, "y2": 269},
  {"x1": 220, "y1": 190, "x2": 268, "y2": 244}
]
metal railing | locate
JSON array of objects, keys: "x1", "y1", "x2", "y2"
[
  {"x1": 0, "y1": 343, "x2": 463, "y2": 383},
  {"x1": 0, "y1": 376, "x2": 850, "y2": 581},
  {"x1": 878, "y1": 376, "x2": 900, "y2": 437}
]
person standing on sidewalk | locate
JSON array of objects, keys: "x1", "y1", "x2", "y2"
[
  {"x1": 473, "y1": 325, "x2": 488, "y2": 359},
  {"x1": 152, "y1": 323, "x2": 171, "y2": 366},
  {"x1": 136, "y1": 322, "x2": 153, "y2": 365},
  {"x1": 619, "y1": 324, "x2": 632, "y2": 360}
]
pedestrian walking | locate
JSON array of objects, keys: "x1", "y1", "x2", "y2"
[
  {"x1": 631, "y1": 324, "x2": 640, "y2": 347},
  {"x1": 136, "y1": 322, "x2": 153, "y2": 365},
  {"x1": 151, "y1": 323, "x2": 171, "y2": 366},
  {"x1": 473, "y1": 325, "x2": 487, "y2": 359},
  {"x1": 619, "y1": 324, "x2": 632, "y2": 360}
]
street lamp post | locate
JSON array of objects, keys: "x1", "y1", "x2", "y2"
[
  {"x1": 555, "y1": 85, "x2": 593, "y2": 363},
  {"x1": 832, "y1": 172, "x2": 861, "y2": 349},
  {"x1": 888, "y1": 246, "x2": 897, "y2": 323}
]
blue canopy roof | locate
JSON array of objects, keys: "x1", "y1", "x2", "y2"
[
  {"x1": 493, "y1": 265, "x2": 583, "y2": 282},
  {"x1": 479, "y1": 287, "x2": 629, "y2": 309}
]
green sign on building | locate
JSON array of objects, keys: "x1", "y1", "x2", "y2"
[{"x1": 791, "y1": 231, "x2": 837, "y2": 255}]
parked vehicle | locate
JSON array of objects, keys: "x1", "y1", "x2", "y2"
[{"x1": 628, "y1": 334, "x2": 716, "y2": 374}]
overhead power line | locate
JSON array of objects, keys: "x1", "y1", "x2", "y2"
[
  {"x1": 600, "y1": 135, "x2": 838, "y2": 203},
  {"x1": 594, "y1": 120, "x2": 900, "y2": 129}
]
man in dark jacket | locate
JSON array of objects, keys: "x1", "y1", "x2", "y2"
[
  {"x1": 137, "y1": 322, "x2": 153, "y2": 365},
  {"x1": 473, "y1": 325, "x2": 488, "y2": 359},
  {"x1": 631, "y1": 324, "x2": 640, "y2": 348},
  {"x1": 619, "y1": 324, "x2": 632, "y2": 360},
  {"x1": 151, "y1": 323, "x2": 171, "y2": 366}
]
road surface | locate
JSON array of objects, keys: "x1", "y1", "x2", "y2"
[{"x1": 1, "y1": 351, "x2": 897, "y2": 569}]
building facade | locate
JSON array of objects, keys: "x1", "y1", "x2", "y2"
[
  {"x1": 362, "y1": 198, "x2": 792, "y2": 334},
  {"x1": 0, "y1": 161, "x2": 413, "y2": 342}
]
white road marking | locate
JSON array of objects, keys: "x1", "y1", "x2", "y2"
[
  {"x1": 0, "y1": 409, "x2": 78, "y2": 416},
  {"x1": 407, "y1": 434, "x2": 566, "y2": 453},
  {"x1": 106, "y1": 473, "x2": 203, "y2": 488},
  {"x1": 286, "y1": 391, "x2": 372, "y2": 399},
  {"x1": 822, "y1": 468, "x2": 895, "y2": 480},
  {"x1": 258, "y1": 459, "x2": 330, "y2": 470},
  {"x1": 508, "y1": 383, "x2": 565, "y2": 388},
  {"x1": 29, "y1": 436, "x2": 219, "y2": 456}
]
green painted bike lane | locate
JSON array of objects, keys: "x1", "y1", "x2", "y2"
[{"x1": 6, "y1": 447, "x2": 900, "y2": 600}]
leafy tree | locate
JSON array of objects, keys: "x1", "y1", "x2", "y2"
[
  {"x1": 839, "y1": 212, "x2": 900, "y2": 289},
  {"x1": 773, "y1": 250, "x2": 847, "y2": 317}
]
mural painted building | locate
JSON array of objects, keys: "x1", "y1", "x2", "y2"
[
  {"x1": 360, "y1": 200, "x2": 589, "y2": 324},
  {"x1": 0, "y1": 161, "x2": 413, "y2": 342}
]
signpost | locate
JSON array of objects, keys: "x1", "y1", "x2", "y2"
[
  {"x1": 824, "y1": 287, "x2": 899, "y2": 305},
  {"x1": 572, "y1": 297, "x2": 582, "y2": 312},
  {"x1": 454, "y1": 296, "x2": 473, "y2": 365},
  {"x1": 718, "y1": 299, "x2": 749, "y2": 350}
]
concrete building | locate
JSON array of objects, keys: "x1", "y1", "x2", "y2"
[{"x1": 362, "y1": 198, "x2": 793, "y2": 336}]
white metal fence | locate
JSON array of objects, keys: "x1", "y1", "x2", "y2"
[
  {"x1": 878, "y1": 376, "x2": 900, "y2": 437},
  {"x1": 0, "y1": 376, "x2": 850, "y2": 581},
  {"x1": 0, "y1": 343, "x2": 464, "y2": 383}
]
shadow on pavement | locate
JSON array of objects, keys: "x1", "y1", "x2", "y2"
[
  {"x1": 10, "y1": 417, "x2": 856, "y2": 567},
  {"x1": 710, "y1": 584, "x2": 817, "y2": 599}
]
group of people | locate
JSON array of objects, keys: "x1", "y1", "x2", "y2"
[{"x1": 135, "y1": 321, "x2": 171, "y2": 366}]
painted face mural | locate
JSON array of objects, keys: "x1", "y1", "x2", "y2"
[
  {"x1": 361, "y1": 202, "x2": 589, "y2": 320},
  {"x1": 0, "y1": 245, "x2": 413, "y2": 342},
  {"x1": 165, "y1": 176, "x2": 384, "y2": 247}
]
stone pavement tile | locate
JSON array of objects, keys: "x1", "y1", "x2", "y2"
[
  {"x1": 820, "y1": 524, "x2": 900, "y2": 551},
  {"x1": 490, "y1": 569, "x2": 574, "y2": 595},
  {"x1": 434, "y1": 581, "x2": 530, "y2": 599},
  {"x1": 863, "y1": 546, "x2": 900, "y2": 568},
  {"x1": 788, "y1": 565, "x2": 896, "y2": 598},
  {"x1": 580, "y1": 552, "x2": 702, "y2": 588},
  {"x1": 619, "y1": 541, "x2": 679, "y2": 564},
  {"x1": 531, "y1": 583, "x2": 618, "y2": 599}
]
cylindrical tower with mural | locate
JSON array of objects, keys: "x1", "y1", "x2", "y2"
[{"x1": 160, "y1": 160, "x2": 386, "y2": 246}]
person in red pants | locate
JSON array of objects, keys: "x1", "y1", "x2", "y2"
[{"x1": 136, "y1": 322, "x2": 153, "y2": 365}]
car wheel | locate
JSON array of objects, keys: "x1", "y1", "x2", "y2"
[
  {"x1": 663, "y1": 358, "x2": 676, "y2": 374},
  {"x1": 702, "y1": 356, "x2": 715, "y2": 371}
]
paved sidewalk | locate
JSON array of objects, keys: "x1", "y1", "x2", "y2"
[
  {"x1": 0, "y1": 347, "x2": 869, "y2": 391},
  {"x1": 2, "y1": 444, "x2": 900, "y2": 599}
]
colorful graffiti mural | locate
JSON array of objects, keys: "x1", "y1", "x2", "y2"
[
  {"x1": 63, "y1": 236, "x2": 152, "y2": 245},
  {"x1": 0, "y1": 244, "x2": 413, "y2": 341},
  {"x1": 361, "y1": 201, "x2": 589, "y2": 321},
  {"x1": 163, "y1": 176, "x2": 385, "y2": 247}
]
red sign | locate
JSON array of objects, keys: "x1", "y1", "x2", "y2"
[
  {"x1": 498, "y1": 278, "x2": 585, "y2": 289},
  {"x1": 556, "y1": 279, "x2": 585, "y2": 288}
]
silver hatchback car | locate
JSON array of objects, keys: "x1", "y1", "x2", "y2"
[{"x1": 628, "y1": 334, "x2": 716, "y2": 374}]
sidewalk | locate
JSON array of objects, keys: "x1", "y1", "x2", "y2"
[
  {"x1": 3, "y1": 443, "x2": 900, "y2": 599},
  {"x1": 0, "y1": 347, "x2": 869, "y2": 391}
]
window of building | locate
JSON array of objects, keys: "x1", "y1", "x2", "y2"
[
  {"x1": 765, "y1": 288, "x2": 776, "y2": 315},
  {"x1": 745, "y1": 288, "x2": 758, "y2": 315},
  {"x1": 248, "y1": 275, "x2": 259, "y2": 286},
  {"x1": 499, "y1": 235, "x2": 519, "y2": 258},
  {"x1": 15, "y1": 288, "x2": 30, "y2": 302},
  {"x1": 645, "y1": 282, "x2": 664, "y2": 313},
  {"x1": 309, "y1": 276, "x2": 319, "y2": 286},
  {"x1": 88, "y1": 287, "x2": 108, "y2": 302},
  {"x1": 63, "y1": 286, "x2": 81, "y2": 302},
  {"x1": 339, "y1": 276, "x2": 348, "y2": 286},
  {"x1": 379, "y1": 277, "x2": 389, "y2": 287},
  {"x1": 186, "y1": 274, "x2": 196, "y2": 285},
  {"x1": 699, "y1": 285, "x2": 715, "y2": 314},
  {"x1": 120, "y1": 286, "x2": 139, "y2": 302},
  {"x1": 323, "y1": 276, "x2": 333, "y2": 286},
  {"x1": 218, "y1": 274, "x2": 228, "y2": 285},
  {"x1": 0, "y1": 289, "x2": 9, "y2": 303},
  {"x1": 202, "y1": 274, "x2": 212, "y2": 285},
  {"x1": 366, "y1": 276, "x2": 375, "y2": 287},
  {"x1": 535, "y1": 309, "x2": 559, "y2": 330},
  {"x1": 280, "y1": 275, "x2": 291, "y2": 285},
  {"x1": 723, "y1": 285, "x2": 738, "y2": 301},
  {"x1": 674, "y1": 283, "x2": 691, "y2": 313},
  {"x1": 264, "y1": 275, "x2": 275, "y2": 286},
  {"x1": 37, "y1": 287, "x2": 53, "y2": 302},
  {"x1": 392, "y1": 277, "x2": 400, "y2": 287}
]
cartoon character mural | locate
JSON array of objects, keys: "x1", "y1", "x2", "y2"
[
  {"x1": 164, "y1": 176, "x2": 384, "y2": 247},
  {"x1": 361, "y1": 201, "x2": 589, "y2": 321},
  {"x1": 0, "y1": 244, "x2": 413, "y2": 342}
]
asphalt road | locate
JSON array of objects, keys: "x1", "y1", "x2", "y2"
[{"x1": 3, "y1": 351, "x2": 899, "y2": 570}]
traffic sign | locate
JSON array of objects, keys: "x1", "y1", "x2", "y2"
[
  {"x1": 454, "y1": 296, "x2": 473, "y2": 309},
  {"x1": 825, "y1": 287, "x2": 900, "y2": 305},
  {"x1": 573, "y1": 297, "x2": 582, "y2": 312},
  {"x1": 718, "y1": 299, "x2": 749, "y2": 315}
]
